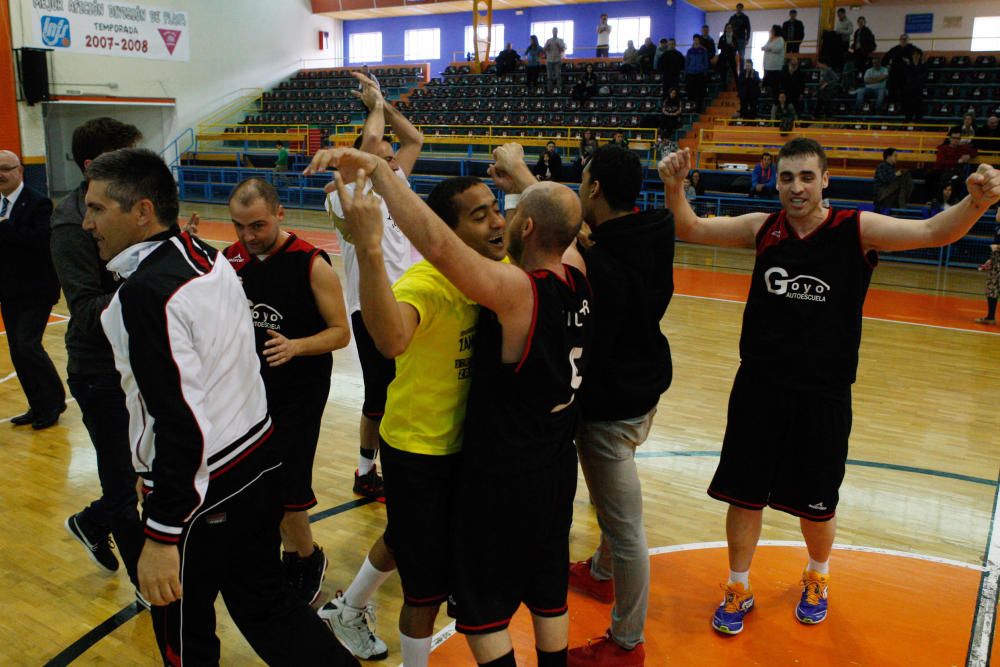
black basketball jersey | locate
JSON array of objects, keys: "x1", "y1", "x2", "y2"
[
  {"x1": 223, "y1": 234, "x2": 333, "y2": 392},
  {"x1": 462, "y1": 265, "x2": 594, "y2": 473},
  {"x1": 740, "y1": 208, "x2": 877, "y2": 387}
]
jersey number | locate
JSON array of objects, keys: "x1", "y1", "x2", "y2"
[{"x1": 551, "y1": 347, "x2": 584, "y2": 414}]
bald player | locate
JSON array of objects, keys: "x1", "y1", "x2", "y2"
[
  {"x1": 658, "y1": 139, "x2": 1000, "y2": 635},
  {"x1": 312, "y1": 143, "x2": 592, "y2": 667}
]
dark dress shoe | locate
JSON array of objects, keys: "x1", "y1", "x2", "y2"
[
  {"x1": 10, "y1": 410, "x2": 34, "y2": 426},
  {"x1": 31, "y1": 411, "x2": 62, "y2": 430}
]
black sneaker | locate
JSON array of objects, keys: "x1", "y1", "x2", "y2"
[
  {"x1": 64, "y1": 513, "x2": 119, "y2": 573},
  {"x1": 353, "y1": 467, "x2": 386, "y2": 503},
  {"x1": 285, "y1": 545, "x2": 327, "y2": 606}
]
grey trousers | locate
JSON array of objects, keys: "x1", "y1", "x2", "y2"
[
  {"x1": 546, "y1": 61, "x2": 562, "y2": 92},
  {"x1": 576, "y1": 408, "x2": 656, "y2": 649}
]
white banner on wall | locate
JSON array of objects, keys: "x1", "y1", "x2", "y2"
[{"x1": 28, "y1": 0, "x2": 190, "y2": 62}]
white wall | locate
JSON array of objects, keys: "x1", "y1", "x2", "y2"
[
  {"x1": 9, "y1": 0, "x2": 341, "y2": 158},
  {"x1": 707, "y1": 1, "x2": 1000, "y2": 55}
]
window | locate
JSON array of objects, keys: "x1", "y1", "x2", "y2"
[
  {"x1": 607, "y1": 17, "x2": 651, "y2": 54},
  {"x1": 748, "y1": 30, "x2": 770, "y2": 75},
  {"x1": 464, "y1": 24, "x2": 505, "y2": 58},
  {"x1": 349, "y1": 32, "x2": 382, "y2": 64},
  {"x1": 405, "y1": 28, "x2": 440, "y2": 61},
  {"x1": 530, "y1": 20, "x2": 574, "y2": 55},
  {"x1": 972, "y1": 16, "x2": 1000, "y2": 52}
]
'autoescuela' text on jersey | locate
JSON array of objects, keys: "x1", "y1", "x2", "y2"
[
  {"x1": 223, "y1": 234, "x2": 333, "y2": 391},
  {"x1": 462, "y1": 265, "x2": 594, "y2": 472},
  {"x1": 741, "y1": 208, "x2": 877, "y2": 386}
]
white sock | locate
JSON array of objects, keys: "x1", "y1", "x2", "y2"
[
  {"x1": 728, "y1": 569, "x2": 750, "y2": 587},
  {"x1": 399, "y1": 633, "x2": 431, "y2": 667},
  {"x1": 343, "y1": 556, "x2": 392, "y2": 610},
  {"x1": 358, "y1": 452, "x2": 376, "y2": 475},
  {"x1": 807, "y1": 558, "x2": 829, "y2": 575}
]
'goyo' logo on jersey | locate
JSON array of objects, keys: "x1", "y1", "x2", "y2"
[
  {"x1": 251, "y1": 303, "x2": 283, "y2": 330},
  {"x1": 764, "y1": 267, "x2": 830, "y2": 302}
]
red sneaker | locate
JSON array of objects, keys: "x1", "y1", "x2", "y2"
[
  {"x1": 568, "y1": 633, "x2": 645, "y2": 666},
  {"x1": 568, "y1": 558, "x2": 614, "y2": 604}
]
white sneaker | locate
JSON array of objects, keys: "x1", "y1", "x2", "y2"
[{"x1": 318, "y1": 591, "x2": 389, "y2": 660}]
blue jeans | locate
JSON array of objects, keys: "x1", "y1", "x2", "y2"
[
  {"x1": 854, "y1": 86, "x2": 886, "y2": 110},
  {"x1": 69, "y1": 372, "x2": 144, "y2": 585},
  {"x1": 576, "y1": 408, "x2": 657, "y2": 649}
]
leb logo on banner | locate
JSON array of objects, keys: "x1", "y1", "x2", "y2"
[{"x1": 41, "y1": 16, "x2": 71, "y2": 48}]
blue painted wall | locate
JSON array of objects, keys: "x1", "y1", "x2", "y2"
[{"x1": 343, "y1": 0, "x2": 705, "y2": 79}]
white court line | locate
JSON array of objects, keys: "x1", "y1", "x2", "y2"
[
  {"x1": 0, "y1": 372, "x2": 16, "y2": 384},
  {"x1": 420, "y1": 540, "x2": 985, "y2": 662},
  {"x1": 967, "y1": 478, "x2": 1000, "y2": 667},
  {"x1": 0, "y1": 397, "x2": 76, "y2": 424},
  {"x1": 674, "y1": 292, "x2": 1000, "y2": 336}
]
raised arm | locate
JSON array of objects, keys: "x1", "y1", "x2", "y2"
[
  {"x1": 353, "y1": 75, "x2": 386, "y2": 156},
  {"x1": 860, "y1": 163, "x2": 1000, "y2": 252},
  {"x1": 309, "y1": 149, "x2": 531, "y2": 323},
  {"x1": 353, "y1": 71, "x2": 423, "y2": 177},
  {"x1": 658, "y1": 148, "x2": 765, "y2": 247},
  {"x1": 383, "y1": 100, "x2": 423, "y2": 178}
]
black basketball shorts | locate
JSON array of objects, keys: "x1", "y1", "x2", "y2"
[
  {"x1": 351, "y1": 311, "x2": 395, "y2": 420},
  {"x1": 380, "y1": 437, "x2": 461, "y2": 607},
  {"x1": 268, "y1": 380, "x2": 330, "y2": 511},
  {"x1": 708, "y1": 365, "x2": 852, "y2": 522},
  {"x1": 450, "y1": 448, "x2": 578, "y2": 634}
]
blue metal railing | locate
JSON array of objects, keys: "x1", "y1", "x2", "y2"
[{"x1": 161, "y1": 127, "x2": 196, "y2": 174}]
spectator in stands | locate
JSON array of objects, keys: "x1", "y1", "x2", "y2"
[
  {"x1": 815, "y1": 61, "x2": 842, "y2": 119},
  {"x1": 780, "y1": 58, "x2": 805, "y2": 111},
  {"x1": 607, "y1": 130, "x2": 630, "y2": 151},
  {"x1": 874, "y1": 148, "x2": 914, "y2": 211},
  {"x1": 638, "y1": 37, "x2": 657, "y2": 77},
  {"x1": 700, "y1": 26, "x2": 717, "y2": 60},
  {"x1": 654, "y1": 38, "x2": 670, "y2": 71},
  {"x1": 851, "y1": 17, "x2": 876, "y2": 76},
  {"x1": 885, "y1": 34, "x2": 922, "y2": 105},
  {"x1": 495, "y1": 43, "x2": 520, "y2": 77},
  {"x1": 727, "y1": 3, "x2": 751, "y2": 60},
  {"x1": 901, "y1": 51, "x2": 926, "y2": 121},
  {"x1": 660, "y1": 88, "x2": 683, "y2": 137},
  {"x1": 854, "y1": 61, "x2": 888, "y2": 112},
  {"x1": 275, "y1": 140, "x2": 289, "y2": 173},
  {"x1": 360, "y1": 65, "x2": 381, "y2": 91},
  {"x1": 621, "y1": 40, "x2": 640, "y2": 76},
  {"x1": 975, "y1": 115, "x2": 1000, "y2": 157},
  {"x1": 771, "y1": 91, "x2": 798, "y2": 133},
  {"x1": 525, "y1": 35, "x2": 543, "y2": 88},
  {"x1": 928, "y1": 182, "x2": 959, "y2": 214},
  {"x1": 930, "y1": 130, "x2": 978, "y2": 197},
  {"x1": 572, "y1": 63, "x2": 598, "y2": 102},
  {"x1": 658, "y1": 38, "x2": 686, "y2": 98},
  {"x1": 690, "y1": 169, "x2": 706, "y2": 196},
  {"x1": 543, "y1": 28, "x2": 567, "y2": 93},
  {"x1": 737, "y1": 59, "x2": 762, "y2": 119},
  {"x1": 750, "y1": 152, "x2": 777, "y2": 198},
  {"x1": 783, "y1": 10, "x2": 805, "y2": 54},
  {"x1": 534, "y1": 141, "x2": 563, "y2": 181},
  {"x1": 761, "y1": 26, "x2": 786, "y2": 96},
  {"x1": 685, "y1": 35, "x2": 710, "y2": 113},
  {"x1": 576, "y1": 129, "x2": 599, "y2": 177},
  {"x1": 834, "y1": 9, "x2": 853, "y2": 55},
  {"x1": 952, "y1": 114, "x2": 977, "y2": 144},
  {"x1": 596, "y1": 14, "x2": 611, "y2": 58},
  {"x1": 973, "y1": 208, "x2": 1000, "y2": 325},
  {"x1": 717, "y1": 24, "x2": 740, "y2": 87},
  {"x1": 684, "y1": 177, "x2": 697, "y2": 201}
]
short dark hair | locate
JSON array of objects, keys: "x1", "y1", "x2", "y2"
[
  {"x1": 276, "y1": 141, "x2": 284, "y2": 147},
  {"x1": 229, "y1": 178, "x2": 280, "y2": 213},
  {"x1": 587, "y1": 145, "x2": 642, "y2": 212},
  {"x1": 426, "y1": 176, "x2": 482, "y2": 229},
  {"x1": 353, "y1": 134, "x2": 393, "y2": 150},
  {"x1": 84, "y1": 148, "x2": 179, "y2": 226},
  {"x1": 71, "y1": 117, "x2": 143, "y2": 172},
  {"x1": 837, "y1": 7, "x2": 846, "y2": 13},
  {"x1": 883, "y1": 148, "x2": 896, "y2": 160},
  {"x1": 790, "y1": 9, "x2": 797, "y2": 14},
  {"x1": 762, "y1": 152, "x2": 771, "y2": 158},
  {"x1": 777, "y1": 137, "x2": 828, "y2": 173}
]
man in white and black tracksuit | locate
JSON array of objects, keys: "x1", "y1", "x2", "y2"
[{"x1": 84, "y1": 147, "x2": 357, "y2": 666}]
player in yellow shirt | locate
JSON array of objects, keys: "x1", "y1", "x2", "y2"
[{"x1": 319, "y1": 175, "x2": 506, "y2": 665}]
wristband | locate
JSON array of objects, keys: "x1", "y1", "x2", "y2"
[{"x1": 504, "y1": 193, "x2": 521, "y2": 209}]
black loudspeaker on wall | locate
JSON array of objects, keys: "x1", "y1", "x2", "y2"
[{"x1": 20, "y1": 48, "x2": 51, "y2": 105}]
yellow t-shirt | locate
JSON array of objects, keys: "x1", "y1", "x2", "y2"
[{"x1": 379, "y1": 260, "x2": 479, "y2": 456}]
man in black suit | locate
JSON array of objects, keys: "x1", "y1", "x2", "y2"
[
  {"x1": 0, "y1": 150, "x2": 64, "y2": 429},
  {"x1": 783, "y1": 10, "x2": 805, "y2": 54}
]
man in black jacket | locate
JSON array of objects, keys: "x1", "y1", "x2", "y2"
[
  {"x1": 851, "y1": 17, "x2": 876, "y2": 77},
  {"x1": 0, "y1": 150, "x2": 64, "y2": 429},
  {"x1": 53, "y1": 118, "x2": 147, "y2": 583},
  {"x1": 738, "y1": 61, "x2": 762, "y2": 119},
  {"x1": 657, "y1": 38, "x2": 686, "y2": 98},
  {"x1": 567, "y1": 145, "x2": 674, "y2": 666},
  {"x1": 783, "y1": 10, "x2": 805, "y2": 53},
  {"x1": 700, "y1": 25, "x2": 717, "y2": 59},
  {"x1": 728, "y1": 3, "x2": 751, "y2": 60},
  {"x1": 495, "y1": 42, "x2": 520, "y2": 77}
]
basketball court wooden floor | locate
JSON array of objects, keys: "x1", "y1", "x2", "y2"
[{"x1": 2, "y1": 206, "x2": 998, "y2": 665}]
